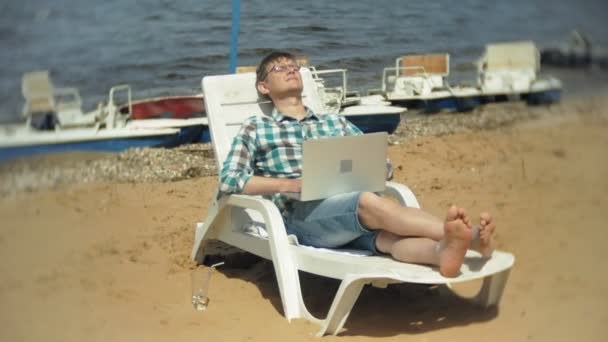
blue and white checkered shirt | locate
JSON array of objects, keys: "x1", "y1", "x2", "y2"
[{"x1": 219, "y1": 107, "x2": 387, "y2": 213}]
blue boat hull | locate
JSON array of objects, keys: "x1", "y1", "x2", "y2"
[
  {"x1": 393, "y1": 89, "x2": 560, "y2": 113},
  {"x1": 345, "y1": 113, "x2": 401, "y2": 134},
  {"x1": 393, "y1": 97, "x2": 482, "y2": 114},
  {"x1": 0, "y1": 126, "x2": 207, "y2": 163},
  {"x1": 522, "y1": 89, "x2": 562, "y2": 105}
]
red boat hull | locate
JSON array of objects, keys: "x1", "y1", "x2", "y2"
[{"x1": 120, "y1": 95, "x2": 205, "y2": 120}]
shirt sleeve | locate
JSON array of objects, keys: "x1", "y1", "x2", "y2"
[{"x1": 218, "y1": 120, "x2": 258, "y2": 194}]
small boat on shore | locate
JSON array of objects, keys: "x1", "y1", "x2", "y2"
[
  {"x1": 309, "y1": 67, "x2": 406, "y2": 134},
  {"x1": 379, "y1": 43, "x2": 562, "y2": 113},
  {"x1": 476, "y1": 41, "x2": 562, "y2": 105},
  {"x1": 378, "y1": 53, "x2": 483, "y2": 113},
  {"x1": 120, "y1": 93, "x2": 210, "y2": 142},
  {"x1": 0, "y1": 71, "x2": 209, "y2": 162},
  {"x1": 340, "y1": 101, "x2": 403, "y2": 134},
  {"x1": 540, "y1": 30, "x2": 608, "y2": 70}
]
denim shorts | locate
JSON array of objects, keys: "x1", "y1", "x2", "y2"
[{"x1": 283, "y1": 192, "x2": 379, "y2": 254}]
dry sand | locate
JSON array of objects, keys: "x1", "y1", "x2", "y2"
[{"x1": 1, "y1": 97, "x2": 607, "y2": 341}]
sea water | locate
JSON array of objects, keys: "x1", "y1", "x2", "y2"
[{"x1": 2, "y1": 0, "x2": 606, "y2": 123}]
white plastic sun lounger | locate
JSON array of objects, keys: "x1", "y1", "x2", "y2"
[
  {"x1": 21, "y1": 70, "x2": 96, "y2": 128},
  {"x1": 191, "y1": 67, "x2": 515, "y2": 336}
]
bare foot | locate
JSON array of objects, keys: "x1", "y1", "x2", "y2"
[
  {"x1": 473, "y1": 212, "x2": 496, "y2": 257},
  {"x1": 438, "y1": 206, "x2": 472, "y2": 277}
]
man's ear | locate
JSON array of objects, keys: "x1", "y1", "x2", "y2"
[{"x1": 257, "y1": 81, "x2": 270, "y2": 95}]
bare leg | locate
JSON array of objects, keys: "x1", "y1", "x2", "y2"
[
  {"x1": 376, "y1": 206, "x2": 472, "y2": 277},
  {"x1": 358, "y1": 192, "x2": 447, "y2": 240},
  {"x1": 471, "y1": 212, "x2": 496, "y2": 257},
  {"x1": 358, "y1": 192, "x2": 473, "y2": 241}
]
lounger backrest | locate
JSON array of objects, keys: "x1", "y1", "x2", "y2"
[
  {"x1": 398, "y1": 54, "x2": 449, "y2": 76},
  {"x1": 483, "y1": 41, "x2": 539, "y2": 71},
  {"x1": 22, "y1": 70, "x2": 55, "y2": 114},
  {"x1": 202, "y1": 68, "x2": 324, "y2": 171}
]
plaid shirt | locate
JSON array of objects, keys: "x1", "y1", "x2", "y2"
[{"x1": 219, "y1": 107, "x2": 383, "y2": 213}]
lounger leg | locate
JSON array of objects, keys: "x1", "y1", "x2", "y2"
[
  {"x1": 317, "y1": 277, "x2": 368, "y2": 337},
  {"x1": 474, "y1": 268, "x2": 511, "y2": 307},
  {"x1": 191, "y1": 197, "x2": 223, "y2": 263}
]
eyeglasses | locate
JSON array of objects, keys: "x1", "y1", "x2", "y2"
[{"x1": 262, "y1": 63, "x2": 301, "y2": 80}]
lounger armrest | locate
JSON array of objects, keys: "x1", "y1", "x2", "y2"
[
  {"x1": 384, "y1": 181, "x2": 420, "y2": 209},
  {"x1": 224, "y1": 193, "x2": 282, "y2": 217},
  {"x1": 221, "y1": 193, "x2": 290, "y2": 241},
  {"x1": 193, "y1": 193, "x2": 290, "y2": 261}
]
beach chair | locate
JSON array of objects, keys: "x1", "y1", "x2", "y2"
[
  {"x1": 477, "y1": 41, "x2": 540, "y2": 94},
  {"x1": 191, "y1": 67, "x2": 515, "y2": 336},
  {"x1": 21, "y1": 71, "x2": 56, "y2": 115},
  {"x1": 21, "y1": 70, "x2": 93, "y2": 128},
  {"x1": 21, "y1": 71, "x2": 57, "y2": 127}
]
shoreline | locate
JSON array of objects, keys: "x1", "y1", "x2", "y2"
[{"x1": 1, "y1": 94, "x2": 605, "y2": 198}]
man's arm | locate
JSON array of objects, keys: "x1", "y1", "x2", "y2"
[
  {"x1": 219, "y1": 119, "x2": 302, "y2": 196},
  {"x1": 219, "y1": 121, "x2": 258, "y2": 194},
  {"x1": 242, "y1": 176, "x2": 301, "y2": 195}
]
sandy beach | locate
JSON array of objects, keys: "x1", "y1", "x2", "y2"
[{"x1": 1, "y1": 96, "x2": 607, "y2": 341}]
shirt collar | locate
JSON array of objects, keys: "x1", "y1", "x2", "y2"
[{"x1": 271, "y1": 106, "x2": 320, "y2": 122}]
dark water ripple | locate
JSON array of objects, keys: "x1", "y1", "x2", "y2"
[
  {"x1": 1, "y1": 0, "x2": 608, "y2": 123},
  {"x1": 285, "y1": 25, "x2": 334, "y2": 34}
]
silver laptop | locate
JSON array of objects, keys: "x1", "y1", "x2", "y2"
[{"x1": 285, "y1": 132, "x2": 388, "y2": 201}]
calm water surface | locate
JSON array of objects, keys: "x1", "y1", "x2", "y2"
[{"x1": 1, "y1": 0, "x2": 607, "y2": 122}]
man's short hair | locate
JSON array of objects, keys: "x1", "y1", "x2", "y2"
[{"x1": 256, "y1": 51, "x2": 297, "y2": 85}]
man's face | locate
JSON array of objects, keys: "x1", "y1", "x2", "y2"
[{"x1": 257, "y1": 57, "x2": 303, "y2": 98}]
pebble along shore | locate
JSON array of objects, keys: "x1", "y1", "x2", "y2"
[{"x1": 0, "y1": 99, "x2": 591, "y2": 198}]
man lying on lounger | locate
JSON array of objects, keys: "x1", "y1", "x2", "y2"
[{"x1": 218, "y1": 51, "x2": 496, "y2": 277}]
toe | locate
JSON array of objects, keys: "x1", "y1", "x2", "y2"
[
  {"x1": 480, "y1": 212, "x2": 492, "y2": 224},
  {"x1": 457, "y1": 207, "x2": 467, "y2": 218},
  {"x1": 446, "y1": 205, "x2": 459, "y2": 221},
  {"x1": 486, "y1": 221, "x2": 496, "y2": 233}
]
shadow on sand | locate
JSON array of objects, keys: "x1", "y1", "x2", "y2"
[{"x1": 211, "y1": 254, "x2": 499, "y2": 337}]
